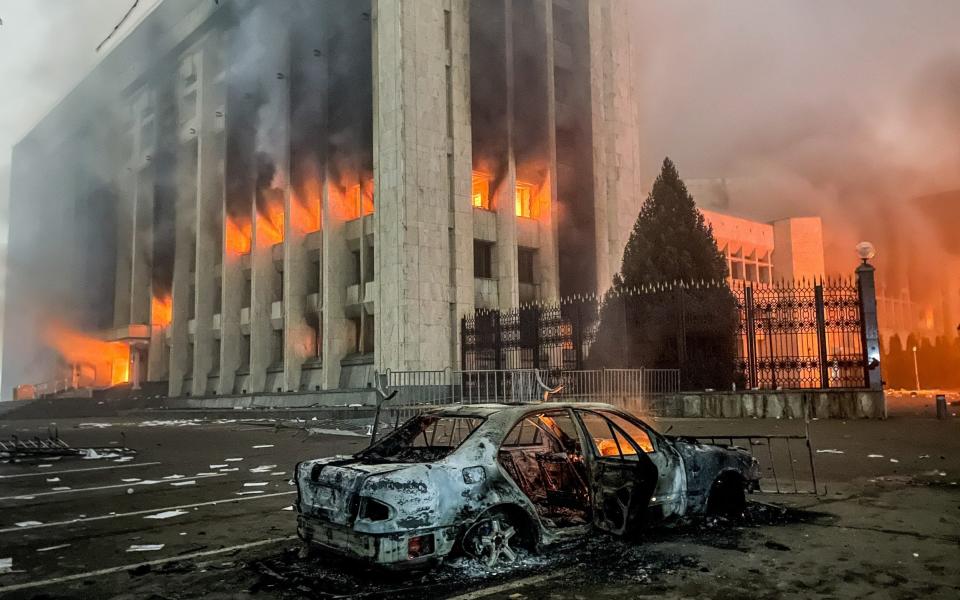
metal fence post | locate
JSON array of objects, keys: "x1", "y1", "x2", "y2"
[
  {"x1": 814, "y1": 283, "x2": 830, "y2": 388},
  {"x1": 460, "y1": 317, "x2": 467, "y2": 371},
  {"x1": 744, "y1": 285, "x2": 758, "y2": 389},
  {"x1": 493, "y1": 311, "x2": 503, "y2": 372}
]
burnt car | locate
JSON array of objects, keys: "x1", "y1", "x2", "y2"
[{"x1": 294, "y1": 402, "x2": 759, "y2": 568}]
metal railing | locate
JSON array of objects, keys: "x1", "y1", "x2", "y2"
[
  {"x1": 692, "y1": 432, "x2": 818, "y2": 495},
  {"x1": 555, "y1": 368, "x2": 680, "y2": 402}
]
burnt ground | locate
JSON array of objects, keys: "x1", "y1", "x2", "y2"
[{"x1": 0, "y1": 398, "x2": 958, "y2": 599}]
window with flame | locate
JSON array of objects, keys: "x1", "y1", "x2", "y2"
[
  {"x1": 515, "y1": 183, "x2": 534, "y2": 218},
  {"x1": 472, "y1": 172, "x2": 491, "y2": 210}
]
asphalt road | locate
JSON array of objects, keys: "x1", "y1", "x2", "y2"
[{"x1": 0, "y1": 406, "x2": 957, "y2": 599}]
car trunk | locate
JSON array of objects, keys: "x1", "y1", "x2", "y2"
[{"x1": 300, "y1": 460, "x2": 409, "y2": 526}]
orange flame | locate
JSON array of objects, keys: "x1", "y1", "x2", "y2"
[
  {"x1": 257, "y1": 189, "x2": 285, "y2": 246},
  {"x1": 225, "y1": 217, "x2": 252, "y2": 256},
  {"x1": 42, "y1": 322, "x2": 130, "y2": 387},
  {"x1": 152, "y1": 294, "x2": 172, "y2": 328},
  {"x1": 291, "y1": 178, "x2": 321, "y2": 235}
]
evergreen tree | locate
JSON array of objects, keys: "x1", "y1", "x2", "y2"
[{"x1": 588, "y1": 158, "x2": 739, "y2": 390}]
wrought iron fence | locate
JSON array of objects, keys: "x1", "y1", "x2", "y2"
[{"x1": 461, "y1": 276, "x2": 872, "y2": 391}]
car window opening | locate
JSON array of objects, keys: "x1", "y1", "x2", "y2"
[
  {"x1": 360, "y1": 415, "x2": 485, "y2": 463},
  {"x1": 497, "y1": 411, "x2": 592, "y2": 529}
]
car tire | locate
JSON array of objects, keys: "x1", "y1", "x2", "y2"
[
  {"x1": 462, "y1": 508, "x2": 521, "y2": 569},
  {"x1": 707, "y1": 475, "x2": 746, "y2": 518}
]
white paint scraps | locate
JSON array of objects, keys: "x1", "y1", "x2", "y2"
[
  {"x1": 249, "y1": 465, "x2": 277, "y2": 473},
  {"x1": 890, "y1": 458, "x2": 900, "y2": 463},
  {"x1": 46, "y1": 477, "x2": 61, "y2": 483},
  {"x1": 144, "y1": 510, "x2": 189, "y2": 520},
  {"x1": 170, "y1": 480, "x2": 196, "y2": 487},
  {"x1": 282, "y1": 506, "x2": 294, "y2": 511},
  {"x1": 126, "y1": 544, "x2": 165, "y2": 552},
  {"x1": 162, "y1": 474, "x2": 185, "y2": 480},
  {"x1": 252, "y1": 444, "x2": 274, "y2": 449},
  {"x1": 209, "y1": 464, "x2": 228, "y2": 469},
  {"x1": 270, "y1": 472, "x2": 286, "y2": 476},
  {"x1": 244, "y1": 482, "x2": 269, "y2": 487},
  {"x1": 15, "y1": 521, "x2": 43, "y2": 527},
  {"x1": 37, "y1": 544, "x2": 71, "y2": 553},
  {"x1": 37, "y1": 464, "x2": 52, "y2": 469},
  {"x1": 868, "y1": 454, "x2": 884, "y2": 458},
  {"x1": 224, "y1": 458, "x2": 244, "y2": 462},
  {"x1": 121, "y1": 478, "x2": 142, "y2": 483},
  {"x1": 194, "y1": 472, "x2": 218, "y2": 477},
  {"x1": 816, "y1": 449, "x2": 844, "y2": 454},
  {"x1": 219, "y1": 467, "x2": 239, "y2": 472}
]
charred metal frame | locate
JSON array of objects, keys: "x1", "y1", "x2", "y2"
[{"x1": 0, "y1": 426, "x2": 137, "y2": 463}]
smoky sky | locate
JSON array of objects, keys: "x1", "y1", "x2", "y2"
[{"x1": 631, "y1": 0, "x2": 960, "y2": 290}]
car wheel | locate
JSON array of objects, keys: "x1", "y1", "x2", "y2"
[
  {"x1": 707, "y1": 475, "x2": 746, "y2": 518},
  {"x1": 463, "y1": 509, "x2": 519, "y2": 569}
]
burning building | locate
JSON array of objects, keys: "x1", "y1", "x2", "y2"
[{"x1": 2, "y1": 0, "x2": 641, "y2": 398}]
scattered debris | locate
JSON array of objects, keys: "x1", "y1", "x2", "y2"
[
  {"x1": 51, "y1": 486, "x2": 71, "y2": 491},
  {"x1": 37, "y1": 544, "x2": 71, "y2": 553},
  {"x1": 46, "y1": 477, "x2": 61, "y2": 482},
  {"x1": 163, "y1": 474, "x2": 186, "y2": 480},
  {"x1": 225, "y1": 458, "x2": 244, "y2": 462},
  {"x1": 868, "y1": 454, "x2": 884, "y2": 458},
  {"x1": 144, "y1": 510, "x2": 189, "y2": 520},
  {"x1": 244, "y1": 482, "x2": 269, "y2": 487},
  {"x1": 252, "y1": 445, "x2": 275, "y2": 449},
  {"x1": 122, "y1": 478, "x2": 142, "y2": 483},
  {"x1": 210, "y1": 464, "x2": 228, "y2": 469},
  {"x1": 127, "y1": 544, "x2": 165, "y2": 552},
  {"x1": 250, "y1": 465, "x2": 278, "y2": 473},
  {"x1": 15, "y1": 521, "x2": 43, "y2": 527},
  {"x1": 816, "y1": 449, "x2": 844, "y2": 454},
  {"x1": 170, "y1": 480, "x2": 197, "y2": 487},
  {"x1": 236, "y1": 491, "x2": 264, "y2": 496},
  {"x1": 890, "y1": 459, "x2": 899, "y2": 463}
]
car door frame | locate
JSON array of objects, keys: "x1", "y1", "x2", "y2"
[{"x1": 572, "y1": 409, "x2": 659, "y2": 537}]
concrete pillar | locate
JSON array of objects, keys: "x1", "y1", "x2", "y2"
[
  {"x1": 283, "y1": 174, "x2": 311, "y2": 392},
  {"x1": 249, "y1": 26, "x2": 290, "y2": 394},
  {"x1": 321, "y1": 181, "x2": 351, "y2": 388},
  {"x1": 857, "y1": 261, "x2": 883, "y2": 391},
  {"x1": 496, "y1": 0, "x2": 519, "y2": 311},
  {"x1": 537, "y1": 0, "x2": 560, "y2": 302},
  {"x1": 113, "y1": 168, "x2": 134, "y2": 329},
  {"x1": 218, "y1": 230, "x2": 246, "y2": 395},
  {"x1": 372, "y1": 0, "x2": 471, "y2": 372},
  {"x1": 167, "y1": 138, "x2": 198, "y2": 397},
  {"x1": 448, "y1": 0, "x2": 477, "y2": 366},
  {"x1": 191, "y1": 36, "x2": 225, "y2": 397},
  {"x1": 131, "y1": 172, "x2": 153, "y2": 327},
  {"x1": 587, "y1": 0, "x2": 642, "y2": 293}
]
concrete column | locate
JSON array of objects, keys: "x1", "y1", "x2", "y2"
[
  {"x1": 496, "y1": 0, "x2": 520, "y2": 311},
  {"x1": 168, "y1": 138, "x2": 198, "y2": 397},
  {"x1": 372, "y1": 0, "x2": 467, "y2": 371},
  {"x1": 131, "y1": 172, "x2": 153, "y2": 327},
  {"x1": 449, "y1": 0, "x2": 477, "y2": 366},
  {"x1": 218, "y1": 229, "x2": 245, "y2": 395},
  {"x1": 857, "y1": 261, "x2": 883, "y2": 391},
  {"x1": 537, "y1": 0, "x2": 560, "y2": 302},
  {"x1": 283, "y1": 177, "x2": 310, "y2": 392},
  {"x1": 191, "y1": 37, "x2": 225, "y2": 396},
  {"x1": 249, "y1": 28, "x2": 290, "y2": 394},
  {"x1": 113, "y1": 168, "x2": 134, "y2": 329},
  {"x1": 587, "y1": 0, "x2": 642, "y2": 293},
  {"x1": 321, "y1": 181, "x2": 351, "y2": 388}
]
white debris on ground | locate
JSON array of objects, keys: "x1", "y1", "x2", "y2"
[
  {"x1": 170, "y1": 480, "x2": 196, "y2": 487},
  {"x1": 126, "y1": 544, "x2": 165, "y2": 552},
  {"x1": 46, "y1": 477, "x2": 61, "y2": 482},
  {"x1": 249, "y1": 465, "x2": 277, "y2": 473},
  {"x1": 144, "y1": 510, "x2": 189, "y2": 520},
  {"x1": 36, "y1": 544, "x2": 71, "y2": 553},
  {"x1": 122, "y1": 478, "x2": 141, "y2": 483},
  {"x1": 282, "y1": 506, "x2": 294, "y2": 511},
  {"x1": 271, "y1": 472, "x2": 286, "y2": 476},
  {"x1": 162, "y1": 474, "x2": 185, "y2": 480},
  {"x1": 816, "y1": 449, "x2": 844, "y2": 454},
  {"x1": 252, "y1": 444, "x2": 274, "y2": 449},
  {"x1": 236, "y1": 491, "x2": 264, "y2": 496},
  {"x1": 15, "y1": 521, "x2": 43, "y2": 527},
  {"x1": 890, "y1": 458, "x2": 899, "y2": 463},
  {"x1": 78, "y1": 423, "x2": 113, "y2": 428},
  {"x1": 210, "y1": 464, "x2": 228, "y2": 469},
  {"x1": 83, "y1": 449, "x2": 121, "y2": 460},
  {"x1": 138, "y1": 420, "x2": 202, "y2": 427},
  {"x1": 51, "y1": 486, "x2": 71, "y2": 491},
  {"x1": 868, "y1": 454, "x2": 884, "y2": 458},
  {"x1": 306, "y1": 428, "x2": 367, "y2": 438},
  {"x1": 114, "y1": 456, "x2": 135, "y2": 463},
  {"x1": 225, "y1": 458, "x2": 244, "y2": 462},
  {"x1": 244, "y1": 482, "x2": 269, "y2": 487},
  {"x1": 219, "y1": 467, "x2": 239, "y2": 472}
]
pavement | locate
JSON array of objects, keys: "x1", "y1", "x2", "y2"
[{"x1": 0, "y1": 397, "x2": 957, "y2": 599}]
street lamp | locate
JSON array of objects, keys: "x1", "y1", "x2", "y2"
[{"x1": 912, "y1": 345, "x2": 921, "y2": 392}]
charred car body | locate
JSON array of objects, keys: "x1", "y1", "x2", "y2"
[{"x1": 294, "y1": 402, "x2": 759, "y2": 568}]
